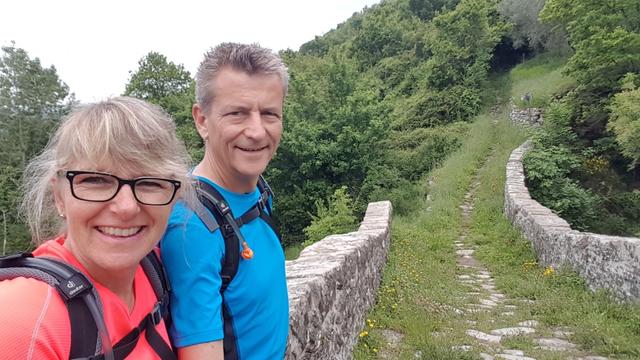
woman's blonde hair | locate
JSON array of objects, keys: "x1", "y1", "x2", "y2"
[{"x1": 21, "y1": 96, "x2": 193, "y2": 244}]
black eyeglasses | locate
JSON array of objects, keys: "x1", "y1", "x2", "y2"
[{"x1": 61, "y1": 171, "x2": 181, "y2": 206}]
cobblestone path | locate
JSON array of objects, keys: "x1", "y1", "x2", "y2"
[{"x1": 449, "y1": 161, "x2": 610, "y2": 360}]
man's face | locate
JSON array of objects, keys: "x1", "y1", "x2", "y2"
[{"x1": 194, "y1": 68, "x2": 284, "y2": 191}]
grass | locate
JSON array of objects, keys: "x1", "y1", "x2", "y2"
[
  {"x1": 284, "y1": 243, "x2": 304, "y2": 260},
  {"x1": 354, "y1": 108, "x2": 502, "y2": 359},
  {"x1": 509, "y1": 53, "x2": 574, "y2": 108},
  {"x1": 353, "y1": 55, "x2": 640, "y2": 359}
]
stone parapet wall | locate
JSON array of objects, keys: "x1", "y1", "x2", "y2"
[
  {"x1": 511, "y1": 106, "x2": 543, "y2": 126},
  {"x1": 505, "y1": 141, "x2": 640, "y2": 302},
  {"x1": 285, "y1": 201, "x2": 392, "y2": 359}
]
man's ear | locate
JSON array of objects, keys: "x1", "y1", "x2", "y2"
[{"x1": 193, "y1": 103, "x2": 209, "y2": 141}]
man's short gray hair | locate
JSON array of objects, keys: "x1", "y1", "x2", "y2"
[{"x1": 195, "y1": 42, "x2": 289, "y2": 112}]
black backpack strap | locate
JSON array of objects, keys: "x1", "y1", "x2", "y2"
[
  {"x1": 195, "y1": 180, "x2": 241, "y2": 294},
  {"x1": 139, "y1": 251, "x2": 175, "y2": 359},
  {"x1": 221, "y1": 302, "x2": 239, "y2": 360},
  {"x1": 257, "y1": 175, "x2": 273, "y2": 215},
  {"x1": 194, "y1": 181, "x2": 242, "y2": 359},
  {"x1": 0, "y1": 253, "x2": 108, "y2": 359},
  {"x1": 252, "y1": 176, "x2": 282, "y2": 241}
]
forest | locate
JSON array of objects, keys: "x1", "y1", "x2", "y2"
[{"x1": 1, "y1": 0, "x2": 638, "y2": 254}]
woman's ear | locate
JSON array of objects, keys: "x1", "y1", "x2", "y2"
[{"x1": 51, "y1": 176, "x2": 65, "y2": 217}]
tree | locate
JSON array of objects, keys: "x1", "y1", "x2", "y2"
[
  {"x1": 398, "y1": 0, "x2": 506, "y2": 128},
  {"x1": 409, "y1": 0, "x2": 459, "y2": 21},
  {"x1": 498, "y1": 0, "x2": 568, "y2": 53},
  {"x1": 0, "y1": 43, "x2": 72, "y2": 168},
  {"x1": 0, "y1": 44, "x2": 72, "y2": 252},
  {"x1": 124, "y1": 52, "x2": 202, "y2": 159},
  {"x1": 267, "y1": 52, "x2": 389, "y2": 244},
  {"x1": 609, "y1": 74, "x2": 640, "y2": 169},
  {"x1": 539, "y1": 0, "x2": 640, "y2": 142},
  {"x1": 124, "y1": 52, "x2": 192, "y2": 103},
  {"x1": 541, "y1": 0, "x2": 640, "y2": 94}
]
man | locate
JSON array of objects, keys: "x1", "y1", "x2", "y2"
[{"x1": 161, "y1": 43, "x2": 289, "y2": 360}]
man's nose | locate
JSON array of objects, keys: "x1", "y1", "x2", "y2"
[{"x1": 244, "y1": 111, "x2": 267, "y2": 139}]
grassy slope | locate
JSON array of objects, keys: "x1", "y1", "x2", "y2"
[{"x1": 354, "y1": 59, "x2": 640, "y2": 359}]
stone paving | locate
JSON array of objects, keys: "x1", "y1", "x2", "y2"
[{"x1": 448, "y1": 173, "x2": 611, "y2": 360}]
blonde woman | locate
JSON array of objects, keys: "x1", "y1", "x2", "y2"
[{"x1": 0, "y1": 97, "x2": 191, "y2": 359}]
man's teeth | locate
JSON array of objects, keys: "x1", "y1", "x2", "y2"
[
  {"x1": 98, "y1": 226, "x2": 141, "y2": 237},
  {"x1": 238, "y1": 146, "x2": 266, "y2": 151}
]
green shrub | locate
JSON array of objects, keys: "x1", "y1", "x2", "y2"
[
  {"x1": 524, "y1": 145, "x2": 600, "y2": 231},
  {"x1": 303, "y1": 186, "x2": 358, "y2": 247}
]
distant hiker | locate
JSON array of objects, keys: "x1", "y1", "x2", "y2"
[
  {"x1": 0, "y1": 97, "x2": 192, "y2": 359},
  {"x1": 161, "y1": 43, "x2": 289, "y2": 359},
  {"x1": 521, "y1": 92, "x2": 532, "y2": 105}
]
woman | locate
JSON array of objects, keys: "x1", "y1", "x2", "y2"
[{"x1": 0, "y1": 97, "x2": 191, "y2": 359}]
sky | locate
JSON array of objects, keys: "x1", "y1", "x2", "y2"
[{"x1": 1, "y1": 0, "x2": 380, "y2": 102}]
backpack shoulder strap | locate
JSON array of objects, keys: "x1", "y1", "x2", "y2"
[
  {"x1": 257, "y1": 175, "x2": 273, "y2": 215},
  {"x1": 0, "y1": 252, "x2": 107, "y2": 359},
  {"x1": 255, "y1": 176, "x2": 281, "y2": 242},
  {"x1": 194, "y1": 180, "x2": 240, "y2": 294},
  {"x1": 140, "y1": 250, "x2": 170, "y2": 303},
  {"x1": 193, "y1": 180, "x2": 242, "y2": 359}
]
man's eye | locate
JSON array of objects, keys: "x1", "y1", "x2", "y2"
[{"x1": 264, "y1": 112, "x2": 281, "y2": 119}]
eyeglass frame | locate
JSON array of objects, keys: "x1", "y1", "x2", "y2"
[{"x1": 59, "y1": 170, "x2": 182, "y2": 206}]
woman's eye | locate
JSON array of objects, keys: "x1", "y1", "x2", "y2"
[
  {"x1": 79, "y1": 176, "x2": 111, "y2": 185},
  {"x1": 137, "y1": 180, "x2": 166, "y2": 189}
]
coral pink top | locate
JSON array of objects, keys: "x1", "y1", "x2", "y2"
[{"x1": 0, "y1": 236, "x2": 170, "y2": 359}]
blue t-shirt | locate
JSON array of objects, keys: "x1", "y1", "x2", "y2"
[{"x1": 160, "y1": 177, "x2": 289, "y2": 359}]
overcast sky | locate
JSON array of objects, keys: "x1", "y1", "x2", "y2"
[{"x1": 1, "y1": 0, "x2": 380, "y2": 102}]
